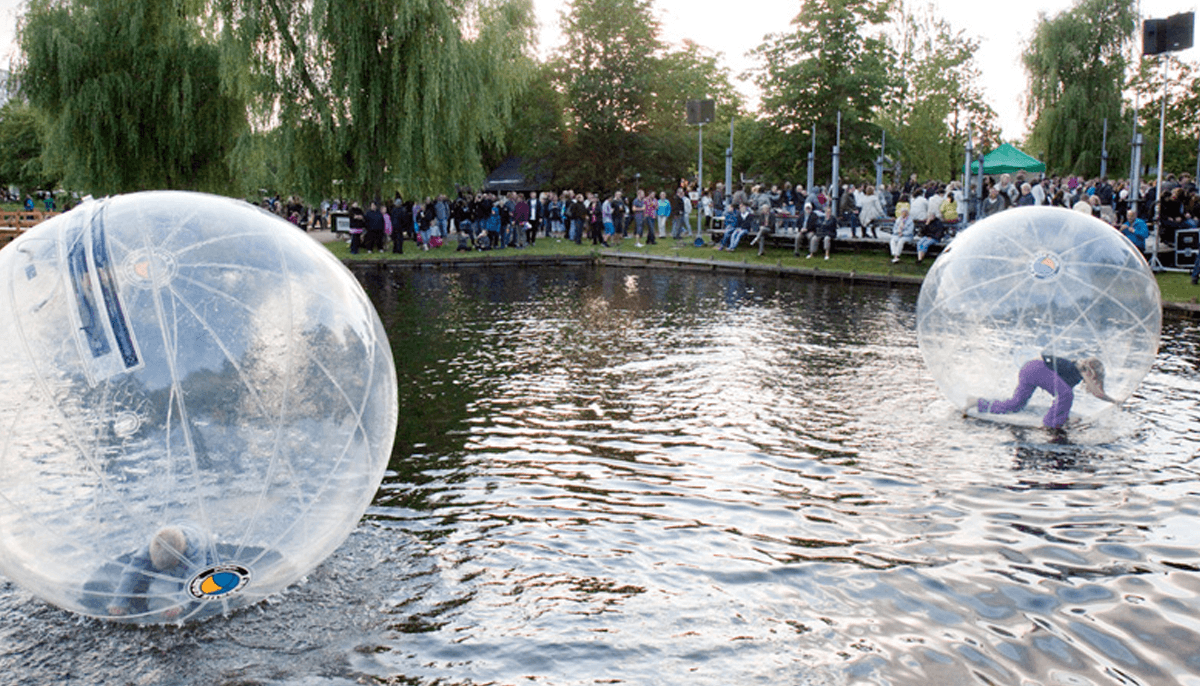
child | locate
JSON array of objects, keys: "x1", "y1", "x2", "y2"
[
  {"x1": 970, "y1": 356, "x2": 1115, "y2": 429},
  {"x1": 108, "y1": 525, "x2": 212, "y2": 620}
]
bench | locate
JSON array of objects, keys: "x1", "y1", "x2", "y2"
[
  {"x1": 708, "y1": 215, "x2": 953, "y2": 257},
  {"x1": 0, "y1": 210, "x2": 60, "y2": 229}
]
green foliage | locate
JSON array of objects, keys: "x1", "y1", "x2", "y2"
[
  {"x1": 1022, "y1": 0, "x2": 1134, "y2": 177},
  {"x1": 18, "y1": 0, "x2": 246, "y2": 195},
  {"x1": 0, "y1": 100, "x2": 58, "y2": 192},
  {"x1": 1129, "y1": 55, "x2": 1200, "y2": 179},
  {"x1": 748, "y1": 0, "x2": 898, "y2": 187},
  {"x1": 550, "y1": 0, "x2": 744, "y2": 191},
  {"x1": 882, "y1": 1, "x2": 999, "y2": 184},
  {"x1": 217, "y1": 0, "x2": 536, "y2": 203},
  {"x1": 483, "y1": 61, "x2": 566, "y2": 178}
]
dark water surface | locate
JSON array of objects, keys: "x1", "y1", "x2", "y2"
[{"x1": 3, "y1": 265, "x2": 1200, "y2": 686}]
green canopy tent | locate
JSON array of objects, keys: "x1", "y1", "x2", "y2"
[{"x1": 969, "y1": 143, "x2": 1046, "y2": 175}]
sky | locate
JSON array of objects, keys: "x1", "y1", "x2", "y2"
[{"x1": 0, "y1": 0, "x2": 1196, "y2": 138}]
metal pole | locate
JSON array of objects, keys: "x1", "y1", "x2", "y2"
[
  {"x1": 974, "y1": 152, "x2": 984, "y2": 217},
  {"x1": 875, "y1": 130, "x2": 885, "y2": 191},
  {"x1": 697, "y1": 122, "x2": 703, "y2": 236},
  {"x1": 725, "y1": 119, "x2": 733, "y2": 199},
  {"x1": 1131, "y1": 132, "x2": 1144, "y2": 218},
  {"x1": 1101, "y1": 118, "x2": 1109, "y2": 180},
  {"x1": 831, "y1": 111, "x2": 841, "y2": 214},
  {"x1": 806, "y1": 129, "x2": 816, "y2": 195},
  {"x1": 964, "y1": 130, "x2": 973, "y2": 224},
  {"x1": 1150, "y1": 58, "x2": 1170, "y2": 271}
]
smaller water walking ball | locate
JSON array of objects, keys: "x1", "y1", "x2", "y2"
[
  {"x1": 917, "y1": 206, "x2": 1161, "y2": 427},
  {"x1": 0, "y1": 191, "x2": 397, "y2": 624}
]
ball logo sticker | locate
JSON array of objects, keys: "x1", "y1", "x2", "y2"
[
  {"x1": 188, "y1": 564, "x2": 251, "y2": 600},
  {"x1": 1030, "y1": 252, "x2": 1062, "y2": 280}
]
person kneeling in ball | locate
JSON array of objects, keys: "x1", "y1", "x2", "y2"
[
  {"x1": 968, "y1": 355, "x2": 1115, "y2": 429},
  {"x1": 108, "y1": 525, "x2": 211, "y2": 620}
]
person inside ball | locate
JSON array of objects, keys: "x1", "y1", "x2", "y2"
[
  {"x1": 967, "y1": 355, "x2": 1116, "y2": 429},
  {"x1": 107, "y1": 524, "x2": 211, "y2": 620}
]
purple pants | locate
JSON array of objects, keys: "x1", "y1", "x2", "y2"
[{"x1": 977, "y1": 359, "x2": 1074, "y2": 428}]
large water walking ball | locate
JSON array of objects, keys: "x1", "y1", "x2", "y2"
[
  {"x1": 917, "y1": 206, "x2": 1161, "y2": 426},
  {"x1": 0, "y1": 191, "x2": 397, "y2": 624}
]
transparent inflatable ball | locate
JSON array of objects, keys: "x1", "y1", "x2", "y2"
[
  {"x1": 0, "y1": 191, "x2": 397, "y2": 624},
  {"x1": 917, "y1": 206, "x2": 1160, "y2": 428}
]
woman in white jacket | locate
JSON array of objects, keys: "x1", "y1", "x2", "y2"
[{"x1": 857, "y1": 185, "x2": 885, "y2": 239}]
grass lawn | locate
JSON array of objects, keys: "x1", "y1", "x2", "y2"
[{"x1": 325, "y1": 232, "x2": 936, "y2": 279}]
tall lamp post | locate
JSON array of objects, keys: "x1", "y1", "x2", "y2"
[
  {"x1": 1143, "y1": 12, "x2": 1194, "y2": 271},
  {"x1": 963, "y1": 130, "x2": 973, "y2": 225},
  {"x1": 725, "y1": 119, "x2": 733, "y2": 201},
  {"x1": 874, "y1": 130, "x2": 886, "y2": 193},
  {"x1": 686, "y1": 99, "x2": 715, "y2": 236},
  {"x1": 806, "y1": 129, "x2": 816, "y2": 196},
  {"x1": 831, "y1": 111, "x2": 842, "y2": 214}
]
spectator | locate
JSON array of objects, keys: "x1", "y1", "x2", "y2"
[
  {"x1": 513, "y1": 193, "x2": 530, "y2": 247},
  {"x1": 389, "y1": 199, "x2": 407, "y2": 254},
  {"x1": 641, "y1": 191, "x2": 657, "y2": 245},
  {"x1": 909, "y1": 188, "x2": 930, "y2": 228},
  {"x1": 750, "y1": 203, "x2": 776, "y2": 256},
  {"x1": 839, "y1": 184, "x2": 860, "y2": 237},
  {"x1": 611, "y1": 191, "x2": 626, "y2": 241},
  {"x1": 715, "y1": 203, "x2": 748, "y2": 251},
  {"x1": 1030, "y1": 179, "x2": 1047, "y2": 206},
  {"x1": 671, "y1": 187, "x2": 688, "y2": 239},
  {"x1": 1017, "y1": 183, "x2": 1036, "y2": 207},
  {"x1": 363, "y1": 201, "x2": 385, "y2": 253},
  {"x1": 916, "y1": 208, "x2": 947, "y2": 263},
  {"x1": 793, "y1": 202, "x2": 822, "y2": 257},
  {"x1": 857, "y1": 185, "x2": 885, "y2": 239},
  {"x1": 347, "y1": 203, "x2": 365, "y2": 254},
  {"x1": 890, "y1": 206, "x2": 914, "y2": 264},
  {"x1": 996, "y1": 174, "x2": 1019, "y2": 208},
  {"x1": 807, "y1": 212, "x2": 839, "y2": 260},
  {"x1": 656, "y1": 191, "x2": 670, "y2": 239},
  {"x1": 1119, "y1": 208, "x2": 1150, "y2": 253},
  {"x1": 981, "y1": 186, "x2": 1005, "y2": 218}
]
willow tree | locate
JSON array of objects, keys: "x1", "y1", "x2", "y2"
[
  {"x1": 18, "y1": 0, "x2": 246, "y2": 195},
  {"x1": 0, "y1": 101, "x2": 58, "y2": 193},
  {"x1": 217, "y1": 0, "x2": 534, "y2": 202},
  {"x1": 1022, "y1": 0, "x2": 1135, "y2": 177}
]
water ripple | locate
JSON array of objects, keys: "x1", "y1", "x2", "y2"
[{"x1": 4, "y1": 266, "x2": 1200, "y2": 686}]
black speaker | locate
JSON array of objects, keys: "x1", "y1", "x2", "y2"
[
  {"x1": 1144, "y1": 19, "x2": 1161, "y2": 54},
  {"x1": 1177, "y1": 229, "x2": 1199, "y2": 268},
  {"x1": 1144, "y1": 13, "x2": 1194, "y2": 55},
  {"x1": 686, "y1": 99, "x2": 715, "y2": 125}
]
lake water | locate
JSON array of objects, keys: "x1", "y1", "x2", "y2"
[{"x1": 3, "y1": 264, "x2": 1200, "y2": 686}]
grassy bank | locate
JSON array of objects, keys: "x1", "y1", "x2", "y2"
[
  {"x1": 324, "y1": 233, "x2": 935, "y2": 276},
  {"x1": 323, "y1": 232, "x2": 1200, "y2": 308}
]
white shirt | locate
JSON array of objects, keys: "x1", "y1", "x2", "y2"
[{"x1": 909, "y1": 195, "x2": 930, "y2": 222}]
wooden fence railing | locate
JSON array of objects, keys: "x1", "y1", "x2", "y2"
[
  {"x1": 0, "y1": 210, "x2": 61, "y2": 250},
  {"x1": 1, "y1": 210, "x2": 60, "y2": 229}
]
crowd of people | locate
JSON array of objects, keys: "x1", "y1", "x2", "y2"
[{"x1": 265, "y1": 168, "x2": 1200, "y2": 275}]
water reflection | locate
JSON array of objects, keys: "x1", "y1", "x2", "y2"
[{"x1": 3, "y1": 265, "x2": 1200, "y2": 686}]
